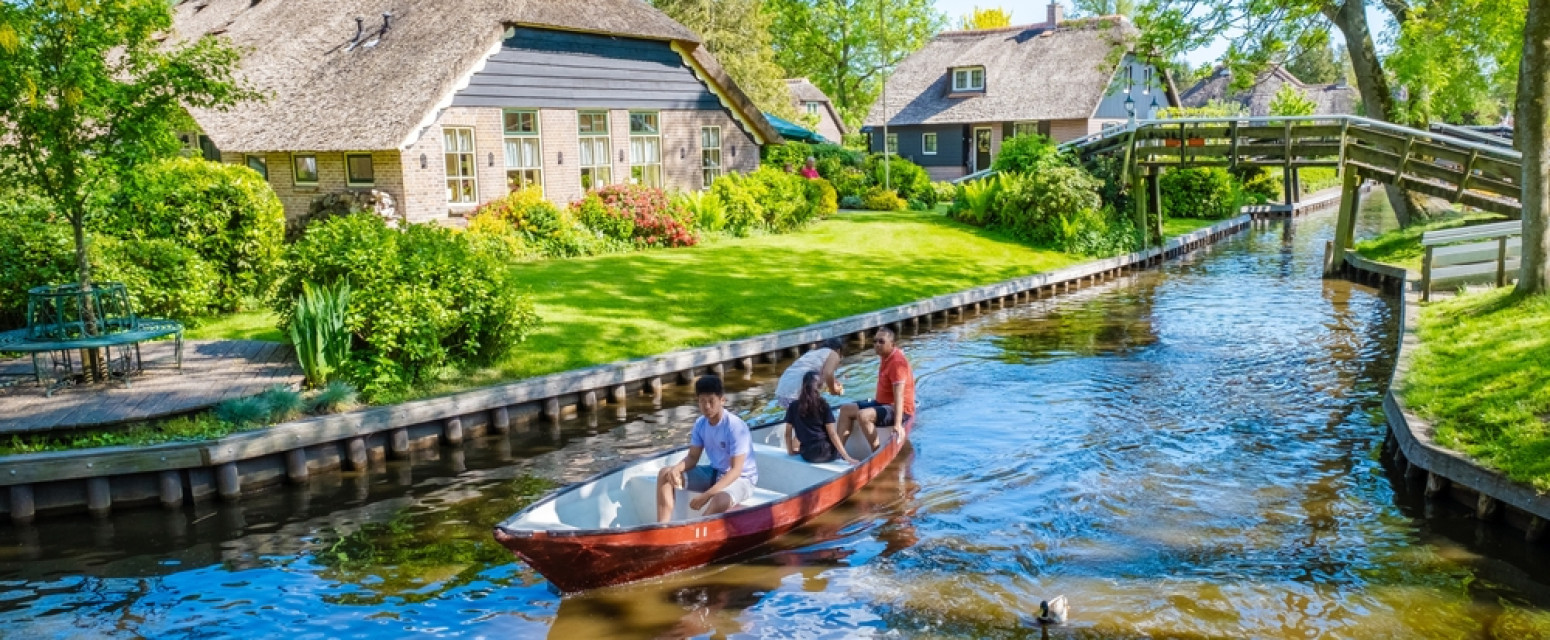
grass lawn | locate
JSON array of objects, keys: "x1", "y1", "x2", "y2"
[
  {"x1": 1161, "y1": 217, "x2": 1221, "y2": 238},
  {"x1": 1354, "y1": 210, "x2": 1505, "y2": 271},
  {"x1": 1405, "y1": 289, "x2": 1550, "y2": 490},
  {"x1": 186, "y1": 309, "x2": 285, "y2": 343}
]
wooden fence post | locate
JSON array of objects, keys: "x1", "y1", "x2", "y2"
[
  {"x1": 1421, "y1": 246, "x2": 1435, "y2": 302},
  {"x1": 1326, "y1": 167, "x2": 1362, "y2": 277}
]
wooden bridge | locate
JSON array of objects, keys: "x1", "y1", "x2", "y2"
[{"x1": 1057, "y1": 116, "x2": 1523, "y2": 275}]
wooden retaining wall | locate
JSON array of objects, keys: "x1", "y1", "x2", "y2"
[
  {"x1": 1340, "y1": 252, "x2": 1550, "y2": 545},
  {"x1": 0, "y1": 216, "x2": 1251, "y2": 523}
]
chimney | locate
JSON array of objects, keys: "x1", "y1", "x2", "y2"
[{"x1": 1046, "y1": 2, "x2": 1063, "y2": 27}]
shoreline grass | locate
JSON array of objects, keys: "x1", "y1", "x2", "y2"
[
  {"x1": 1405, "y1": 289, "x2": 1550, "y2": 491},
  {"x1": 1354, "y1": 210, "x2": 1505, "y2": 271}
]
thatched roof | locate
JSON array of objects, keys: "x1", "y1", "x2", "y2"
[
  {"x1": 863, "y1": 18, "x2": 1135, "y2": 128},
  {"x1": 784, "y1": 78, "x2": 846, "y2": 136},
  {"x1": 1179, "y1": 65, "x2": 1358, "y2": 116},
  {"x1": 172, "y1": 0, "x2": 776, "y2": 152}
]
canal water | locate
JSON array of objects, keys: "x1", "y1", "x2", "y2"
[{"x1": 5, "y1": 205, "x2": 1550, "y2": 638}]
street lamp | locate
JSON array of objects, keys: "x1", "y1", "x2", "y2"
[{"x1": 1125, "y1": 95, "x2": 1136, "y2": 121}]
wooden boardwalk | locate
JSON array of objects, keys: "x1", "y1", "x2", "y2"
[{"x1": 0, "y1": 340, "x2": 301, "y2": 433}]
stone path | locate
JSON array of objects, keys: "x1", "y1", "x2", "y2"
[{"x1": 0, "y1": 340, "x2": 302, "y2": 433}]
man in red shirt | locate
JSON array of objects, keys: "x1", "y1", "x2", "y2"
[{"x1": 834, "y1": 327, "x2": 915, "y2": 460}]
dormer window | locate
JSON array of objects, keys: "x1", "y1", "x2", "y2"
[{"x1": 952, "y1": 66, "x2": 985, "y2": 92}]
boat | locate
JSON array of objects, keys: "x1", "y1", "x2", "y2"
[{"x1": 492, "y1": 415, "x2": 914, "y2": 593}]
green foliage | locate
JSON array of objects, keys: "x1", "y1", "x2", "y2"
[
  {"x1": 0, "y1": 0, "x2": 257, "y2": 290},
  {"x1": 707, "y1": 169, "x2": 829, "y2": 235},
  {"x1": 932, "y1": 181, "x2": 958, "y2": 205},
  {"x1": 991, "y1": 134, "x2": 1067, "y2": 174},
  {"x1": 309, "y1": 381, "x2": 360, "y2": 415},
  {"x1": 763, "y1": 141, "x2": 813, "y2": 169},
  {"x1": 1284, "y1": 31, "x2": 1341, "y2": 84},
  {"x1": 257, "y1": 385, "x2": 306, "y2": 422},
  {"x1": 1159, "y1": 99, "x2": 1248, "y2": 118},
  {"x1": 947, "y1": 174, "x2": 1010, "y2": 226},
  {"x1": 1297, "y1": 167, "x2": 1341, "y2": 194},
  {"x1": 571, "y1": 192, "x2": 634, "y2": 243},
  {"x1": 1234, "y1": 166, "x2": 1282, "y2": 205},
  {"x1": 0, "y1": 212, "x2": 81, "y2": 327},
  {"x1": 675, "y1": 190, "x2": 728, "y2": 232},
  {"x1": 959, "y1": 6, "x2": 1012, "y2": 29},
  {"x1": 650, "y1": 0, "x2": 798, "y2": 121},
  {"x1": 278, "y1": 214, "x2": 540, "y2": 398},
  {"x1": 1071, "y1": 0, "x2": 1134, "y2": 17},
  {"x1": 828, "y1": 167, "x2": 872, "y2": 199},
  {"x1": 865, "y1": 155, "x2": 935, "y2": 206},
  {"x1": 105, "y1": 157, "x2": 285, "y2": 311},
  {"x1": 862, "y1": 187, "x2": 907, "y2": 211},
  {"x1": 1160, "y1": 167, "x2": 1241, "y2": 219},
  {"x1": 770, "y1": 0, "x2": 946, "y2": 127},
  {"x1": 289, "y1": 280, "x2": 353, "y2": 388},
  {"x1": 1268, "y1": 83, "x2": 1317, "y2": 116},
  {"x1": 809, "y1": 178, "x2": 839, "y2": 218},
  {"x1": 1388, "y1": 0, "x2": 1523, "y2": 124},
  {"x1": 990, "y1": 167, "x2": 1105, "y2": 245},
  {"x1": 592, "y1": 184, "x2": 698, "y2": 248},
  {"x1": 839, "y1": 195, "x2": 865, "y2": 210},
  {"x1": 216, "y1": 396, "x2": 270, "y2": 428},
  {"x1": 94, "y1": 237, "x2": 221, "y2": 321},
  {"x1": 472, "y1": 188, "x2": 601, "y2": 258}
]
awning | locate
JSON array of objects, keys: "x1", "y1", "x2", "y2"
[{"x1": 763, "y1": 112, "x2": 829, "y2": 144}]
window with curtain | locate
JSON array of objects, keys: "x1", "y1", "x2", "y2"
[
  {"x1": 629, "y1": 111, "x2": 661, "y2": 188},
  {"x1": 578, "y1": 111, "x2": 612, "y2": 191},
  {"x1": 504, "y1": 110, "x2": 543, "y2": 194},
  {"x1": 700, "y1": 126, "x2": 722, "y2": 188},
  {"x1": 443, "y1": 127, "x2": 477, "y2": 204}
]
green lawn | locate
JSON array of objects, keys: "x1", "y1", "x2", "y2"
[
  {"x1": 1354, "y1": 210, "x2": 1505, "y2": 271},
  {"x1": 186, "y1": 309, "x2": 285, "y2": 343},
  {"x1": 1405, "y1": 289, "x2": 1550, "y2": 490},
  {"x1": 1162, "y1": 217, "x2": 1221, "y2": 238}
]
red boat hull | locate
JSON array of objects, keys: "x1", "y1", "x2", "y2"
[{"x1": 494, "y1": 418, "x2": 912, "y2": 593}]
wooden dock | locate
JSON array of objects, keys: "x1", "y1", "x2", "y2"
[{"x1": 0, "y1": 340, "x2": 301, "y2": 433}]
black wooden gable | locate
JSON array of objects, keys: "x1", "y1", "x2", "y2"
[{"x1": 452, "y1": 27, "x2": 722, "y2": 110}]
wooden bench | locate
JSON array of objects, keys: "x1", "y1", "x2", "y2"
[{"x1": 1420, "y1": 220, "x2": 1522, "y2": 301}]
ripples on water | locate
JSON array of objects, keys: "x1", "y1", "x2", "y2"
[{"x1": 4, "y1": 208, "x2": 1550, "y2": 638}]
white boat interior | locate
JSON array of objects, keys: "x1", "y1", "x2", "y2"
[{"x1": 500, "y1": 423, "x2": 896, "y2": 531}]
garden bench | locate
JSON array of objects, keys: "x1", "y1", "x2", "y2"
[
  {"x1": 1419, "y1": 220, "x2": 1522, "y2": 301},
  {"x1": 1, "y1": 282, "x2": 184, "y2": 395}
]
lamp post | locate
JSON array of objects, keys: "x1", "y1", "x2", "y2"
[{"x1": 879, "y1": 0, "x2": 891, "y2": 191}]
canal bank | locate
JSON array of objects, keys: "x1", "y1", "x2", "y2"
[{"x1": 1, "y1": 217, "x2": 1250, "y2": 522}]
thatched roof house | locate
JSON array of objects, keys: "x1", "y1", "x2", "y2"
[
  {"x1": 172, "y1": 0, "x2": 779, "y2": 223},
  {"x1": 785, "y1": 78, "x2": 847, "y2": 143},
  {"x1": 1179, "y1": 65, "x2": 1357, "y2": 117},
  {"x1": 862, "y1": 5, "x2": 1178, "y2": 180}
]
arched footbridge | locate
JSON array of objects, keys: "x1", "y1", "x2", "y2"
[{"x1": 1054, "y1": 116, "x2": 1523, "y2": 275}]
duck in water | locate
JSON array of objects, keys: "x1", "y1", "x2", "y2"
[{"x1": 1036, "y1": 595, "x2": 1068, "y2": 625}]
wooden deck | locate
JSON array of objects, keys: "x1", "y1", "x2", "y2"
[{"x1": 0, "y1": 340, "x2": 301, "y2": 433}]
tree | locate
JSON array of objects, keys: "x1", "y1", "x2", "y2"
[
  {"x1": 770, "y1": 0, "x2": 945, "y2": 128},
  {"x1": 1387, "y1": 0, "x2": 1525, "y2": 125},
  {"x1": 1284, "y1": 30, "x2": 1339, "y2": 84},
  {"x1": 0, "y1": 0, "x2": 253, "y2": 294},
  {"x1": 1071, "y1": 0, "x2": 1136, "y2": 17},
  {"x1": 959, "y1": 6, "x2": 1012, "y2": 30},
  {"x1": 1518, "y1": 0, "x2": 1549, "y2": 296},
  {"x1": 1269, "y1": 83, "x2": 1318, "y2": 116},
  {"x1": 651, "y1": 0, "x2": 798, "y2": 121}
]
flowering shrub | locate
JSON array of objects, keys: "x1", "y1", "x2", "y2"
[
  {"x1": 861, "y1": 187, "x2": 907, "y2": 212},
  {"x1": 592, "y1": 185, "x2": 697, "y2": 248},
  {"x1": 471, "y1": 188, "x2": 599, "y2": 257}
]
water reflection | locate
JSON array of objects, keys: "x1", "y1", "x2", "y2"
[{"x1": 3, "y1": 208, "x2": 1550, "y2": 638}]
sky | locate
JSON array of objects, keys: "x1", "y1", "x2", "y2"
[{"x1": 931, "y1": 0, "x2": 1393, "y2": 67}]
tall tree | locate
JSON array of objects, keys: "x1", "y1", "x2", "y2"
[
  {"x1": 0, "y1": 0, "x2": 253, "y2": 291},
  {"x1": 770, "y1": 0, "x2": 945, "y2": 128},
  {"x1": 1269, "y1": 83, "x2": 1318, "y2": 115},
  {"x1": 959, "y1": 6, "x2": 1012, "y2": 30},
  {"x1": 1518, "y1": 0, "x2": 1549, "y2": 296},
  {"x1": 1387, "y1": 0, "x2": 1525, "y2": 125},
  {"x1": 1071, "y1": 0, "x2": 1136, "y2": 17},
  {"x1": 1284, "y1": 30, "x2": 1339, "y2": 84},
  {"x1": 651, "y1": 0, "x2": 798, "y2": 121}
]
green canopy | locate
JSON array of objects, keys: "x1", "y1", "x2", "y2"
[{"x1": 763, "y1": 113, "x2": 829, "y2": 144}]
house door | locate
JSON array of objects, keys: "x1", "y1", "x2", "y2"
[{"x1": 973, "y1": 127, "x2": 992, "y2": 172}]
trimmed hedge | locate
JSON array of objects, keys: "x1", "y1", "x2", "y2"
[{"x1": 1160, "y1": 167, "x2": 1241, "y2": 219}]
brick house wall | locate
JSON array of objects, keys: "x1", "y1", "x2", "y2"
[
  {"x1": 661, "y1": 109, "x2": 759, "y2": 191},
  {"x1": 222, "y1": 150, "x2": 403, "y2": 223}
]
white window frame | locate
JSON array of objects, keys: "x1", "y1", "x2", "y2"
[
  {"x1": 886, "y1": 133, "x2": 898, "y2": 154},
  {"x1": 922, "y1": 132, "x2": 938, "y2": 155},
  {"x1": 701, "y1": 126, "x2": 722, "y2": 189},
  {"x1": 806, "y1": 102, "x2": 821, "y2": 115},
  {"x1": 443, "y1": 127, "x2": 477, "y2": 205},
  {"x1": 952, "y1": 67, "x2": 985, "y2": 92},
  {"x1": 245, "y1": 155, "x2": 267, "y2": 180},
  {"x1": 503, "y1": 109, "x2": 543, "y2": 195},
  {"x1": 577, "y1": 110, "x2": 612, "y2": 191},
  {"x1": 346, "y1": 153, "x2": 374, "y2": 187},
  {"x1": 292, "y1": 154, "x2": 318, "y2": 186},
  {"x1": 629, "y1": 111, "x2": 662, "y2": 188},
  {"x1": 1012, "y1": 121, "x2": 1041, "y2": 138}
]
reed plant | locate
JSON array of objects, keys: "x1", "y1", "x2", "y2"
[{"x1": 288, "y1": 280, "x2": 352, "y2": 388}]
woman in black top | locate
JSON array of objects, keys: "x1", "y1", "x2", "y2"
[{"x1": 784, "y1": 371, "x2": 858, "y2": 464}]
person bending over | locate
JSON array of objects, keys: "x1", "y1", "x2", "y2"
[
  {"x1": 834, "y1": 327, "x2": 916, "y2": 453},
  {"x1": 656, "y1": 375, "x2": 759, "y2": 523},
  {"x1": 774, "y1": 337, "x2": 845, "y2": 409},
  {"x1": 784, "y1": 371, "x2": 856, "y2": 465}
]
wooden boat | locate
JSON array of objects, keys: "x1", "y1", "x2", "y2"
[{"x1": 492, "y1": 416, "x2": 914, "y2": 593}]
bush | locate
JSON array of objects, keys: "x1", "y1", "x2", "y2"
[
  {"x1": 675, "y1": 190, "x2": 727, "y2": 232},
  {"x1": 865, "y1": 155, "x2": 934, "y2": 206},
  {"x1": 94, "y1": 237, "x2": 221, "y2": 322},
  {"x1": 992, "y1": 134, "x2": 1067, "y2": 174},
  {"x1": 809, "y1": 179, "x2": 839, "y2": 218},
  {"x1": 990, "y1": 167, "x2": 1105, "y2": 245},
  {"x1": 932, "y1": 181, "x2": 958, "y2": 206},
  {"x1": 572, "y1": 192, "x2": 635, "y2": 243},
  {"x1": 762, "y1": 141, "x2": 813, "y2": 170},
  {"x1": 862, "y1": 187, "x2": 907, "y2": 212},
  {"x1": 1234, "y1": 167, "x2": 1282, "y2": 205},
  {"x1": 0, "y1": 215, "x2": 80, "y2": 327},
  {"x1": 257, "y1": 385, "x2": 306, "y2": 422},
  {"x1": 812, "y1": 143, "x2": 865, "y2": 177},
  {"x1": 710, "y1": 172, "x2": 768, "y2": 236},
  {"x1": 104, "y1": 157, "x2": 284, "y2": 312},
  {"x1": 472, "y1": 188, "x2": 600, "y2": 257},
  {"x1": 829, "y1": 167, "x2": 872, "y2": 200},
  {"x1": 839, "y1": 195, "x2": 864, "y2": 210},
  {"x1": 308, "y1": 380, "x2": 360, "y2": 415},
  {"x1": 1160, "y1": 167, "x2": 1240, "y2": 219},
  {"x1": 947, "y1": 175, "x2": 1006, "y2": 226},
  {"x1": 592, "y1": 184, "x2": 697, "y2": 248},
  {"x1": 278, "y1": 214, "x2": 540, "y2": 397}
]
